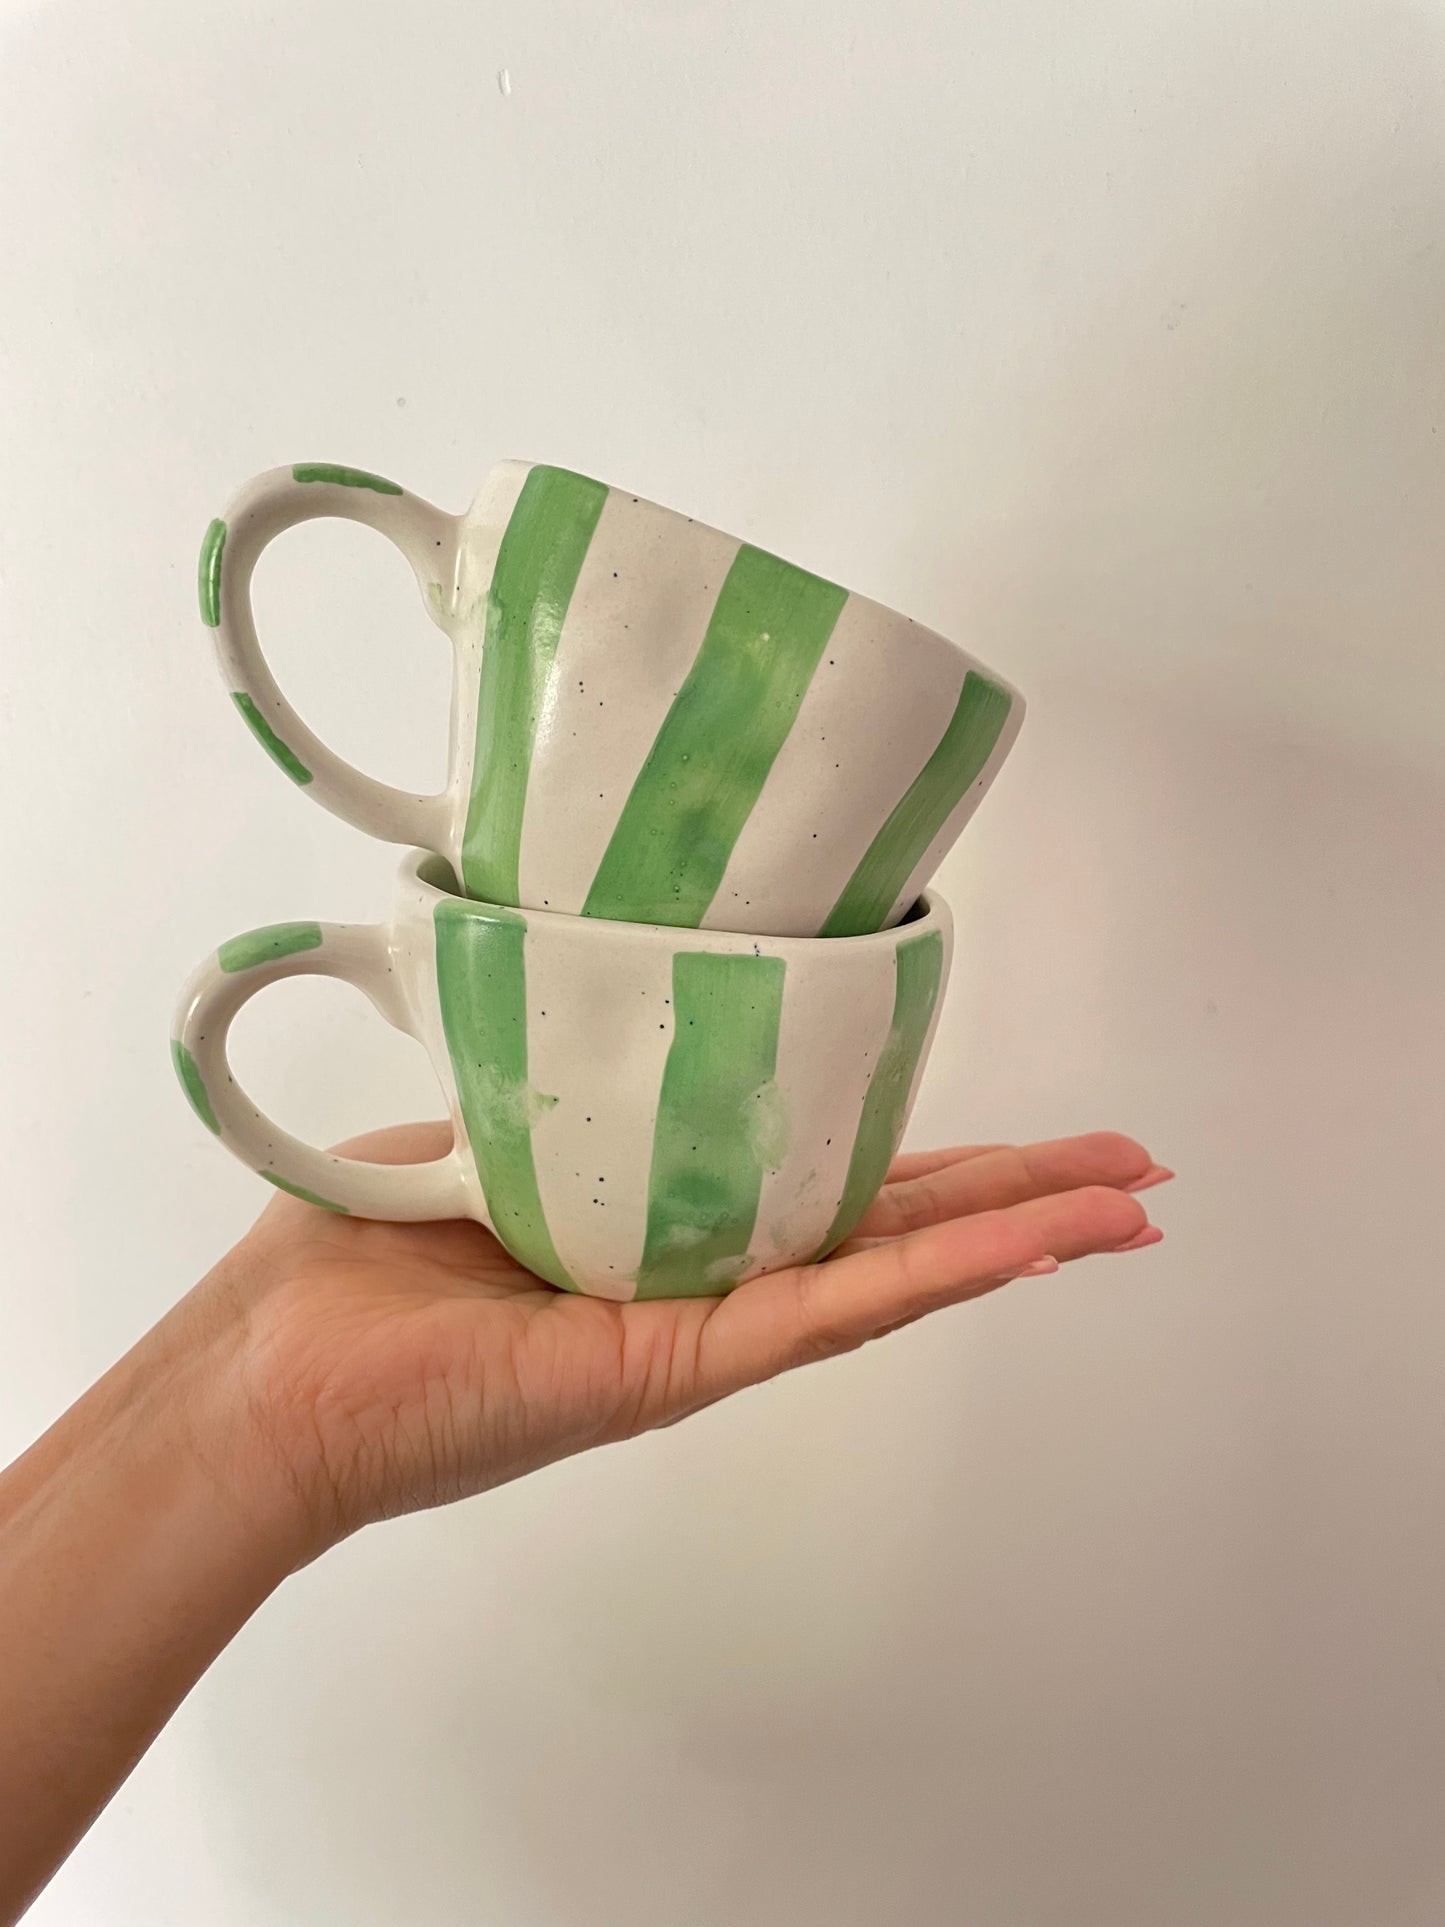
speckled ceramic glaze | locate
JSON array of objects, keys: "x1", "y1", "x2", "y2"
[
  {"x1": 173, "y1": 852, "x2": 953, "y2": 1300},
  {"x1": 201, "y1": 461, "x2": 1022, "y2": 938}
]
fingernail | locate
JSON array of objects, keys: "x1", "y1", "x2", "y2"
[
  {"x1": 1111, "y1": 1226, "x2": 1165, "y2": 1253},
  {"x1": 1013, "y1": 1256, "x2": 1060, "y2": 1277},
  {"x1": 1123, "y1": 1165, "x2": 1175, "y2": 1194}
]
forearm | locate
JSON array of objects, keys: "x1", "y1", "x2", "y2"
[{"x1": 0, "y1": 1282, "x2": 306, "y2": 1924}]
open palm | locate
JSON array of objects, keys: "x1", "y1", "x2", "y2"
[{"x1": 219, "y1": 1122, "x2": 1168, "y2": 1549}]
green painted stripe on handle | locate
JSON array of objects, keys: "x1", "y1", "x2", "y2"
[
  {"x1": 231, "y1": 692, "x2": 314, "y2": 785},
  {"x1": 819, "y1": 673, "x2": 1014, "y2": 938},
  {"x1": 433, "y1": 901, "x2": 574, "y2": 1291},
  {"x1": 291, "y1": 463, "x2": 402, "y2": 494},
  {"x1": 582, "y1": 546, "x2": 848, "y2": 927},
  {"x1": 635, "y1": 951, "x2": 787, "y2": 1299},
  {"x1": 218, "y1": 922, "x2": 325, "y2": 974},
  {"x1": 260, "y1": 1170, "x2": 350, "y2": 1213},
  {"x1": 460, "y1": 466, "x2": 610, "y2": 904},
  {"x1": 811, "y1": 928, "x2": 945, "y2": 1258},
  {"x1": 171, "y1": 1039, "x2": 219, "y2": 1135},
  {"x1": 198, "y1": 518, "x2": 226, "y2": 626}
]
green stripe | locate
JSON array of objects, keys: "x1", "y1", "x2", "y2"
[
  {"x1": 460, "y1": 466, "x2": 609, "y2": 903},
  {"x1": 583, "y1": 546, "x2": 848, "y2": 927},
  {"x1": 635, "y1": 952, "x2": 786, "y2": 1299},
  {"x1": 812, "y1": 928, "x2": 945, "y2": 1258},
  {"x1": 291, "y1": 463, "x2": 402, "y2": 494},
  {"x1": 171, "y1": 1039, "x2": 219, "y2": 1135},
  {"x1": 218, "y1": 922, "x2": 324, "y2": 974},
  {"x1": 231, "y1": 692, "x2": 314, "y2": 785},
  {"x1": 820, "y1": 673, "x2": 1014, "y2": 938},
  {"x1": 198, "y1": 518, "x2": 225, "y2": 626},
  {"x1": 433, "y1": 901, "x2": 573, "y2": 1290},
  {"x1": 260, "y1": 1170, "x2": 349, "y2": 1213}
]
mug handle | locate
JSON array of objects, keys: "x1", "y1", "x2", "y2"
[
  {"x1": 172, "y1": 917, "x2": 472, "y2": 1221},
  {"x1": 200, "y1": 463, "x2": 460, "y2": 852}
]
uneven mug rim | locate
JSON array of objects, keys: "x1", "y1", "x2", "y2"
[
  {"x1": 403, "y1": 848, "x2": 949, "y2": 952},
  {"x1": 469, "y1": 457, "x2": 1022, "y2": 692}
]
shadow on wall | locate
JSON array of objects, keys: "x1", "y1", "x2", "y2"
[
  {"x1": 894, "y1": 13, "x2": 1445, "y2": 775},
  {"x1": 195, "y1": 680, "x2": 1445, "y2": 1927}
]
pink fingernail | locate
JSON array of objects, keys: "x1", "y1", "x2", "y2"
[
  {"x1": 1124, "y1": 1165, "x2": 1175, "y2": 1194},
  {"x1": 1014, "y1": 1256, "x2": 1060, "y2": 1277},
  {"x1": 1111, "y1": 1226, "x2": 1164, "y2": 1253}
]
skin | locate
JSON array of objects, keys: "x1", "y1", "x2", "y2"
[{"x1": 0, "y1": 1122, "x2": 1169, "y2": 1924}]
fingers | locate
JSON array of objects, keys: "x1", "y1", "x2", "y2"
[
  {"x1": 857, "y1": 1132, "x2": 1166, "y2": 1240},
  {"x1": 699, "y1": 1183, "x2": 1157, "y2": 1398},
  {"x1": 884, "y1": 1144, "x2": 1008, "y2": 1183}
]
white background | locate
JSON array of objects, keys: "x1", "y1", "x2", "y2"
[{"x1": 3, "y1": 2, "x2": 1444, "y2": 1921}]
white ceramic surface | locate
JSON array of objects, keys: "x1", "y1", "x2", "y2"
[
  {"x1": 172, "y1": 852, "x2": 953, "y2": 1299},
  {"x1": 201, "y1": 461, "x2": 1022, "y2": 937}
]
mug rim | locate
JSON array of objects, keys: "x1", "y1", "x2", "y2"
[
  {"x1": 402, "y1": 849, "x2": 949, "y2": 951},
  {"x1": 470, "y1": 459, "x2": 1022, "y2": 698}
]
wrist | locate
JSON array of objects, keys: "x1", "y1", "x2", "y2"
[
  {"x1": 0, "y1": 1277, "x2": 313, "y2": 1918},
  {"x1": 169, "y1": 1265, "x2": 337, "y2": 1574},
  {"x1": 67, "y1": 1268, "x2": 329, "y2": 1582}
]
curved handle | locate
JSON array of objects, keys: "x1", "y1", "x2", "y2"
[
  {"x1": 171, "y1": 916, "x2": 471, "y2": 1221},
  {"x1": 200, "y1": 463, "x2": 460, "y2": 851}
]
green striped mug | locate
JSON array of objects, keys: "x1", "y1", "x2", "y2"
[
  {"x1": 201, "y1": 461, "x2": 1021, "y2": 938},
  {"x1": 172, "y1": 851, "x2": 953, "y2": 1300}
]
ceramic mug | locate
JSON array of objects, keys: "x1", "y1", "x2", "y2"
[
  {"x1": 172, "y1": 851, "x2": 953, "y2": 1300},
  {"x1": 200, "y1": 460, "x2": 1021, "y2": 938}
]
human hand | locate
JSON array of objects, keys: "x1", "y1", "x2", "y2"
[
  {"x1": 0, "y1": 1124, "x2": 1167, "y2": 1917},
  {"x1": 190, "y1": 1123, "x2": 1170, "y2": 1559}
]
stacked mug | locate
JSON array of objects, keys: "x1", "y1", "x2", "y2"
[{"x1": 173, "y1": 461, "x2": 1024, "y2": 1301}]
